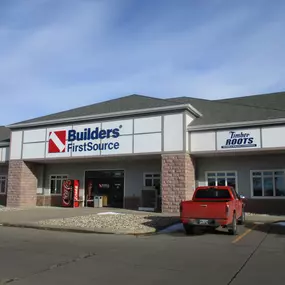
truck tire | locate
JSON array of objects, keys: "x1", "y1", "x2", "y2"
[
  {"x1": 238, "y1": 208, "x2": 245, "y2": 225},
  {"x1": 183, "y1": 224, "x2": 194, "y2": 235},
  {"x1": 228, "y1": 213, "x2": 238, "y2": 235}
]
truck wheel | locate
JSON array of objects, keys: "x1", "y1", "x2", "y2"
[
  {"x1": 228, "y1": 214, "x2": 238, "y2": 235},
  {"x1": 183, "y1": 224, "x2": 194, "y2": 235},
  {"x1": 238, "y1": 209, "x2": 245, "y2": 225}
]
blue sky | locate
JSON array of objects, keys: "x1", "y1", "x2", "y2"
[{"x1": 0, "y1": 0, "x2": 285, "y2": 125}]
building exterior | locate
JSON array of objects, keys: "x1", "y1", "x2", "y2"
[
  {"x1": 0, "y1": 126, "x2": 10, "y2": 206},
  {"x1": 1, "y1": 92, "x2": 285, "y2": 214}
]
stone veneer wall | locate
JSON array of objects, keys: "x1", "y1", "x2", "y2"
[
  {"x1": 161, "y1": 154, "x2": 195, "y2": 213},
  {"x1": 7, "y1": 160, "x2": 37, "y2": 207}
]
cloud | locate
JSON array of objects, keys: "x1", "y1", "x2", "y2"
[{"x1": 0, "y1": 0, "x2": 285, "y2": 124}]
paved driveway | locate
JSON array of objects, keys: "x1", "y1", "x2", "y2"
[{"x1": 0, "y1": 222, "x2": 284, "y2": 285}]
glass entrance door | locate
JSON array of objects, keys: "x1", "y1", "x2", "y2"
[{"x1": 85, "y1": 170, "x2": 124, "y2": 208}]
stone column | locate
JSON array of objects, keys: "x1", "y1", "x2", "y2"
[
  {"x1": 161, "y1": 154, "x2": 195, "y2": 213},
  {"x1": 6, "y1": 160, "x2": 37, "y2": 207}
]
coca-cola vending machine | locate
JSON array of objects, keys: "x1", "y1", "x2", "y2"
[{"x1": 62, "y1": 179, "x2": 80, "y2": 208}]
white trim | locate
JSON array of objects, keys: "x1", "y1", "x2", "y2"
[
  {"x1": 0, "y1": 175, "x2": 7, "y2": 195},
  {"x1": 49, "y1": 174, "x2": 69, "y2": 195},
  {"x1": 84, "y1": 169, "x2": 125, "y2": 208},
  {"x1": 188, "y1": 117, "x2": 285, "y2": 131},
  {"x1": 8, "y1": 104, "x2": 202, "y2": 129},
  {"x1": 250, "y1": 169, "x2": 285, "y2": 198},
  {"x1": 205, "y1": 171, "x2": 238, "y2": 192}
]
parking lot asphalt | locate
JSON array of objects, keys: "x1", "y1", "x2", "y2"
[{"x1": 0, "y1": 222, "x2": 284, "y2": 285}]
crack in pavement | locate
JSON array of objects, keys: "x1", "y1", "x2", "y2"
[
  {"x1": 227, "y1": 225, "x2": 271, "y2": 285},
  {"x1": 0, "y1": 252, "x2": 97, "y2": 284}
]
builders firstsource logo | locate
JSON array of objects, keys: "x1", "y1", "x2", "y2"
[{"x1": 48, "y1": 126, "x2": 121, "y2": 153}]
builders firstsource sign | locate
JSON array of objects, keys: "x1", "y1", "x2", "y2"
[{"x1": 48, "y1": 126, "x2": 121, "y2": 153}]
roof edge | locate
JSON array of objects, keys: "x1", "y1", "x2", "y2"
[
  {"x1": 8, "y1": 104, "x2": 202, "y2": 129},
  {"x1": 0, "y1": 142, "x2": 9, "y2": 147},
  {"x1": 187, "y1": 117, "x2": 285, "y2": 131}
]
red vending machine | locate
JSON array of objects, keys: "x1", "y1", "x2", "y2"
[{"x1": 62, "y1": 179, "x2": 80, "y2": 208}]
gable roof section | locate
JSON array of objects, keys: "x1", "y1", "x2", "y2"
[
  {"x1": 167, "y1": 95, "x2": 285, "y2": 130},
  {"x1": 0, "y1": 126, "x2": 10, "y2": 144},
  {"x1": 8, "y1": 94, "x2": 201, "y2": 128},
  {"x1": 216, "y1": 91, "x2": 285, "y2": 111},
  {"x1": 7, "y1": 91, "x2": 285, "y2": 131}
]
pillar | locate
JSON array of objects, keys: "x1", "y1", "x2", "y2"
[
  {"x1": 161, "y1": 154, "x2": 195, "y2": 213},
  {"x1": 6, "y1": 160, "x2": 37, "y2": 207}
]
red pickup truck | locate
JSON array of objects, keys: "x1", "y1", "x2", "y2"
[{"x1": 180, "y1": 186, "x2": 246, "y2": 235}]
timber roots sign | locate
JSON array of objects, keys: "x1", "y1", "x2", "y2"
[
  {"x1": 221, "y1": 131, "x2": 257, "y2": 149},
  {"x1": 48, "y1": 126, "x2": 122, "y2": 153}
]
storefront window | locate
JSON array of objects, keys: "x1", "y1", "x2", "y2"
[
  {"x1": 206, "y1": 172, "x2": 237, "y2": 191},
  {"x1": 50, "y1": 175, "x2": 68, "y2": 195},
  {"x1": 144, "y1": 173, "x2": 161, "y2": 187},
  {"x1": 251, "y1": 170, "x2": 285, "y2": 197},
  {"x1": 0, "y1": 176, "x2": 7, "y2": 194},
  {"x1": 252, "y1": 177, "x2": 262, "y2": 196}
]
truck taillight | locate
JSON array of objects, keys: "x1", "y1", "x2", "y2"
[{"x1": 225, "y1": 204, "x2": 230, "y2": 216}]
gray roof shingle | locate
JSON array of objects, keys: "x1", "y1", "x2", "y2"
[
  {"x1": 10, "y1": 94, "x2": 180, "y2": 126},
  {"x1": 0, "y1": 126, "x2": 10, "y2": 143},
  {"x1": 167, "y1": 94, "x2": 285, "y2": 127},
  {"x1": 216, "y1": 91, "x2": 285, "y2": 111}
]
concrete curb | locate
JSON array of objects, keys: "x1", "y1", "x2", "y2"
[{"x1": 0, "y1": 222, "x2": 157, "y2": 236}]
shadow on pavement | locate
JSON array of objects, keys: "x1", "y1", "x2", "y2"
[
  {"x1": 144, "y1": 216, "x2": 232, "y2": 237},
  {"x1": 141, "y1": 216, "x2": 180, "y2": 232},
  {"x1": 244, "y1": 221, "x2": 285, "y2": 236}
]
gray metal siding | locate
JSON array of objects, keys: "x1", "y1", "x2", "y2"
[
  {"x1": 43, "y1": 158, "x2": 161, "y2": 198},
  {"x1": 196, "y1": 153, "x2": 285, "y2": 197}
]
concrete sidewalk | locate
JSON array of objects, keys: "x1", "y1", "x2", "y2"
[{"x1": 0, "y1": 207, "x2": 284, "y2": 235}]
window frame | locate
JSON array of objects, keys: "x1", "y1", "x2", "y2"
[
  {"x1": 205, "y1": 171, "x2": 238, "y2": 192},
  {"x1": 250, "y1": 170, "x2": 285, "y2": 199},
  {"x1": 49, "y1": 174, "x2": 69, "y2": 195},
  {"x1": 143, "y1": 172, "x2": 161, "y2": 188},
  {"x1": 0, "y1": 175, "x2": 7, "y2": 195}
]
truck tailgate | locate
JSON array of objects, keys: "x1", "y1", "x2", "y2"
[{"x1": 181, "y1": 201, "x2": 229, "y2": 219}]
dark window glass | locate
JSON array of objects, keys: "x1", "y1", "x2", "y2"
[
  {"x1": 275, "y1": 176, "x2": 285, "y2": 196},
  {"x1": 207, "y1": 178, "x2": 216, "y2": 186},
  {"x1": 0, "y1": 178, "x2": 6, "y2": 194},
  {"x1": 50, "y1": 179, "x2": 55, "y2": 194},
  {"x1": 264, "y1": 177, "x2": 273, "y2": 196},
  {"x1": 56, "y1": 180, "x2": 62, "y2": 194},
  {"x1": 217, "y1": 178, "x2": 226, "y2": 186},
  {"x1": 253, "y1": 177, "x2": 262, "y2": 196},
  {"x1": 227, "y1": 178, "x2": 236, "y2": 190},
  {"x1": 145, "y1": 179, "x2": 152, "y2": 187},
  {"x1": 153, "y1": 179, "x2": 160, "y2": 186},
  {"x1": 195, "y1": 188, "x2": 231, "y2": 199}
]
